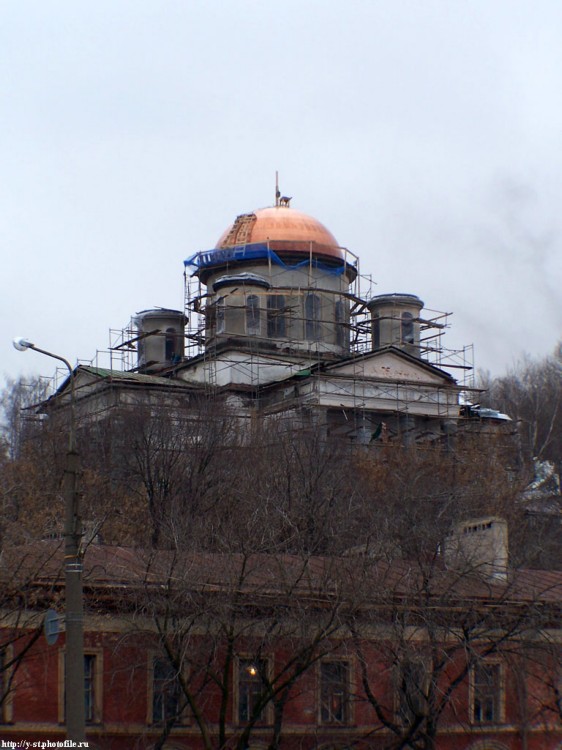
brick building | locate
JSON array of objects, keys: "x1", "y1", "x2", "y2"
[{"x1": 1, "y1": 539, "x2": 562, "y2": 749}]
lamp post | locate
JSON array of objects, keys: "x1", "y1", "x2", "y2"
[{"x1": 13, "y1": 337, "x2": 85, "y2": 742}]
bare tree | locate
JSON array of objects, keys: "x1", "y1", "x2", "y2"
[
  {"x1": 125, "y1": 549, "x2": 346, "y2": 750},
  {"x1": 219, "y1": 420, "x2": 365, "y2": 555},
  {"x1": 0, "y1": 375, "x2": 50, "y2": 461},
  {"x1": 480, "y1": 343, "x2": 562, "y2": 465},
  {"x1": 344, "y1": 554, "x2": 558, "y2": 750},
  {"x1": 0, "y1": 542, "x2": 65, "y2": 717},
  {"x1": 336, "y1": 441, "x2": 559, "y2": 750},
  {"x1": 107, "y1": 394, "x2": 241, "y2": 548}
]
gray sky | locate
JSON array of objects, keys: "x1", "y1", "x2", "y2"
[{"x1": 2, "y1": 0, "x2": 561, "y2": 385}]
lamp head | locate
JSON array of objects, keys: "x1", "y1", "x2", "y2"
[{"x1": 13, "y1": 337, "x2": 34, "y2": 352}]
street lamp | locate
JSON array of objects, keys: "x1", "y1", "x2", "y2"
[{"x1": 13, "y1": 337, "x2": 85, "y2": 742}]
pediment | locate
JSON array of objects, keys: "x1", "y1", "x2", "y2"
[
  {"x1": 50, "y1": 365, "x2": 191, "y2": 403},
  {"x1": 48, "y1": 367, "x2": 102, "y2": 400},
  {"x1": 325, "y1": 349, "x2": 455, "y2": 386}
]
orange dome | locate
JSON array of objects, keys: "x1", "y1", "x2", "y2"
[{"x1": 217, "y1": 206, "x2": 343, "y2": 261}]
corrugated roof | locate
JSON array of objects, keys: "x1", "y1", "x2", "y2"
[
  {"x1": 4, "y1": 542, "x2": 562, "y2": 609},
  {"x1": 78, "y1": 366, "x2": 192, "y2": 387}
]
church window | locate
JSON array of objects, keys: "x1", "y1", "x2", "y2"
[
  {"x1": 165, "y1": 328, "x2": 177, "y2": 362},
  {"x1": 401, "y1": 312, "x2": 414, "y2": 344},
  {"x1": 216, "y1": 298, "x2": 225, "y2": 334},
  {"x1": 335, "y1": 300, "x2": 347, "y2": 348},
  {"x1": 267, "y1": 295, "x2": 286, "y2": 338},
  {"x1": 372, "y1": 313, "x2": 381, "y2": 349},
  {"x1": 246, "y1": 295, "x2": 260, "y2": 336},
  {"x1": 305, "y1": 293, "x2": 321, "y2": 341}
]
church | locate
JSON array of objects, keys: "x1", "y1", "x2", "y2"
[
  {"x1": 50, "y1": 192, "x2": 502, "y2": 446},
  {"x1": 5, "y1": 194, "x2": 553, "y2": 750}
]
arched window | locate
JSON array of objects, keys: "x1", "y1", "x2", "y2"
[
  {"x1": 372, "y1": 313, "x2": 380, "y2": 349},
  {"x1": 401, "y1": 312, "x2": 414, "y2": 344},
  {"x1": 246, "y1": 295, "x2": 260, "y2": 336},
  {"x1": 267, "y1": 295, "x2": 286, "y2": 338},
  {"x1": 165, "y1": 328, "x2": 177, "y2": 362},
  {"x1": 335, "y1": 300, "x2": 346, "y2": 348},
  {"x1": 216, "y1": 298, "x2": 225, "y2": 334},
  {"x1": 305, "y1": 293, "x2": 321, "y2": 341}
]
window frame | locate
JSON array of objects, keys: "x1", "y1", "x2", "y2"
[
  {"x1": 401, "y1": 311, "x2": 415, "y2": 345},
  {"x1": 304, "y1": 293, "x2": 322, "y2": 341},
  {"x1": 58, "y1": 647, "x2": 103, "y2": 725},
  {"x1": 148, "y1": 653, "x2": 187, "y2": 727},
  {"x1": 137, "y1": 335, "x2": 146, "y2": 364},
  {"x1": 372, "y1": 312, "x2": 381, "y2": 349},
  {"x1": 216, "y1": 297, "x2": 226, "y2": 334},
  {"x1": 165, "y1": 327, "x2": 179, "y2": 362},
  {"x1": 235, "y1": 656, "x2": 273, "y2": 726},
  {"x1": 319, "y1": 658, "x2": 352, "y2": 726},
  {"x1": 335, "y1": 299, "x2": 347, "y2": 348},
  {"x1": 0, "y1": 646, "x2": 14, "y2": 724},
  {"x1": 245, "y1": 294, "x2": 261, "y2": 336},
  {"x1": 266, "y1": 295, "x2": 287, "y2": 338},
  {"x1": 395, "y1": 658, "x2": 428, "y2": 725},
  {"x1": 470, "y1": 660, "x2": 504, "y2": 725}
]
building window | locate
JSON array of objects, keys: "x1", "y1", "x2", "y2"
[
  {"x1": 152, "y1": 656, "x2": 182, "y2": 725},
  {"x1": 238, "y1": 658, "x2": 269, "y2": 724},
  {"x1": 84, "y1": 654, "x2": 96, "y2": 723},
  {"x1": 137, "y1": 336, "x2": 146, "y2": 364},
  {"x1": 305, "y1": 293, "x2": 321, "y2": 341},
  {"x1": 372, "y1": 313, "x2": 380, "y2": 349},
  {"x1": 320, "y1": 660, "x2": 350, "y2": 725},
  {"x1": 401, "y1": 312, "x2": 414, "y2": 344},
  {"x1": 0, "y1": 648, "x2": 10, "y2": 723},
  {"x1": 335, "y1": 300, "x2": 347, "y2": 348},
  {"x1": 397, "y1": 660, "x2": 426, "y2": 723},
  {"x1": 216, "y1": 298, "x2": 226, "y2": 334},
  {"x1": 267, "y1": 295, "x2": 286, "y2": 338},
  {"x1": 164, "y1": 328, "x2": 178, "y2": 362},
  {"x1": 246, "y1": 295, "x2": 261, "y2": 336},
  {"x1": 0, "y1": 650, "x2": 4, "y2": 721},
  {"x1": 59, "y1": 650, "x2": 102, "y2": 725},
  {"x1": 472, "y1": 662, "x2": 502, "y2": 724}
]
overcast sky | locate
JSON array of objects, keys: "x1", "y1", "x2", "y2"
[{"x1": 2, "y1": 0, "x2": 561, "y2": 387}]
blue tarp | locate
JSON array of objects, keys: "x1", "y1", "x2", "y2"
[{"x1": 184, "y1": 243, "x2": 351, "y2": 277}]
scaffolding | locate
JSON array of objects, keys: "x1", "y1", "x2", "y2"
[
  {"x1": 182, "y1": 245, "x2": 474, "y2": 388},
  {"x1": 66, "y1": 256, "x2": 472, "y2": 411},
  {"x1": 75, "y1": 244, "x2": 473, "y2": 392},
  {"x1": 58, "y1": 237, "x2": 476, "y2": 452}
]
